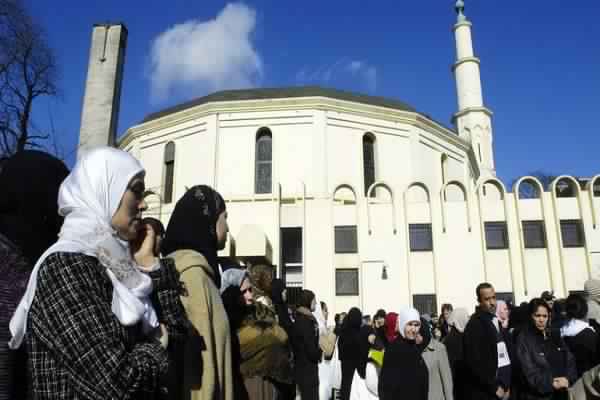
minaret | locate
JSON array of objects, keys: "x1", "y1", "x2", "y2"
[
  {"x1": 78, "y1": 23, "x2": 127, "y2": 155},
  {"x1": 452, "y1": 1, "x2": 495, "y2": 177}
]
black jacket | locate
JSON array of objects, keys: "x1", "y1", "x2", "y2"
[
  {"x1": 443, "y1": 328, "x2": 468, "y2": 400},
  {"x1": 338, "y1": 326, "x2": 363, "y2": 400},
  {"x1": 463, "y1": 309, "x2": 511, "y2": 400},
  {"x1": 290, "y1": 307, "x2": 322, "y2": 399},
  {"x1": 378, "y1": 336, "x2": 428, "y2": 400},
  {"x1": 516, "y1": 327, "x2": 577, "y2": 400},
  {"x1": 563, "y1": 326, "x2": 600, "y2": 379}
]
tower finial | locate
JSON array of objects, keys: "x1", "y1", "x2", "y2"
[{"x1": 455, "y1": 0, "x2": 466, "y2": 22}]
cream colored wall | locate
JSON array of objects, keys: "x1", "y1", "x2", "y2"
[{"x1": 122, "y1": 102, "x2": 600, "y2": 318}]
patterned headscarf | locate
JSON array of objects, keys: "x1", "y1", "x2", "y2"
[{"x1": 162, "y1": 185, "x2": 226, "y2": 286}]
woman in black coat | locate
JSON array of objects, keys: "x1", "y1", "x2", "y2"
[
  {"x1": 561, "y1": 294, "x2": 600, "y2": 379},
  {"x1": 338, "y1": 307, "x2": 363, "y2": 400},
  {"x1": 0, "y1": 151, "x2": 69, "y2": 400},
  {"x1": 443, "y1": 308, "x2": 470, "y2": 400},
  {"x1": 378, "y1": 307, "x2": 429, "y2": 400},
  {"x1": 290, "y1": 289, "x2": 322, "y2": 400},
  {"x1": 517, "y1": 298, "x2": 577, "y2": 400}
]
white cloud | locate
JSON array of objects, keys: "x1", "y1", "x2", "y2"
[
  {"x1": 148, "y1": 3, "x2": 262, "y2": 102},
  {"x1": 296, "y1": 58, "x2": 378, "y2": 92}
]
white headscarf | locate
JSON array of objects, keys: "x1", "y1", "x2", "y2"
[
  {"x1": 9, "y1": 147, "x2": 158, "y2": 349},
  {"x1": 397, "y1": 307, "x2": 420, "y2": 338},
  {"x1": 220, "y1": 268, "x2": 248, "y2": 294},
  {"x1": 312, "y1": 295, "x2": 328, "y2": 335},
  {"x1": 448, "y1": 308, "x2": 470, "y2": 333}
]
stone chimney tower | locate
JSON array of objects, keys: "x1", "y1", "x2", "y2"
[
  {"x1": 452, "y1": 1, "x2": 496, "y2": 177},
  {"x1": 77, "y1": 23, "x2": 127, "y2": 155}
]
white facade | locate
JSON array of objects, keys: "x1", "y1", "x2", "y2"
[{"x1": 114, "y1": 7, "x2": 600, "y2": 316}]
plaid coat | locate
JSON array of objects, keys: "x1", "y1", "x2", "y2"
[{"x1": 26, "y1": 252, "x2": 189, "y2": 399}]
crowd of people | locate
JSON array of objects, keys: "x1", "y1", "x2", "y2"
[{"x1": 2, "y1": 147, "x2": 600, "y2": 400}]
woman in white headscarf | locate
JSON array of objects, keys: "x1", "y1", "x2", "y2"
[
  {"x1": 378, "y1": 307, "x2": 429, "y2": 400},
  {"x1": 8, "y1": 147, "x2": 188, "y2": 399}
]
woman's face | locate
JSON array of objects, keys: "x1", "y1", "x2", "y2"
[
  {"x1": 310, "y1": 298, "x2": 317, "y2": 312},
  {"x1": 532, "y1": 305, "x2": 549, "y2": 332},
  {"x1": 216, "y1": 211, "x2": 229, "y2": 250},
  {"x1": 404, "y1": 321, "x2": 421, "y2": 340},
  {"x1": 498, "y1": 303, "x2": 510, "y2": 320},
  {"x1": 112, "y1": 173, "x2": 147, "y2": 241},
  {"x1": 443, "y1": 309, "x2": 451, "y2": 320},
  {"x1": 240, "y1": 277, "x2": 253, "y2": 305}
]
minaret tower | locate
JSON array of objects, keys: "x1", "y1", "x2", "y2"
[
  {"x1": 452, "y1": 0, "x2": 495, "y2": 177},
  {"x1": 78, "y1": 23, "x2": 127, "y2": 156}
]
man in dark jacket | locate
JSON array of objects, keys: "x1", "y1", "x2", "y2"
[{"x1": 464, "y1": 283, "x2": 512, "y2": 399}]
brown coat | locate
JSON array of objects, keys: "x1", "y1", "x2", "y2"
[{"x1": 168, "y1": 249, "x2": 233, "y2": 400}]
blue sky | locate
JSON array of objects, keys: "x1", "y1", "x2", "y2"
[{"x1": 30, "y1": 1, "x2": 600, "y2": 185}]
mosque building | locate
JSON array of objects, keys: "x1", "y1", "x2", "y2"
[{"x1": 78, "y1": 2, "x2": 600, "y2": 315}]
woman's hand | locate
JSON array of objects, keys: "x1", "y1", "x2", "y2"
[
  {"x1": 553, "y1": 377, "x2": 569, "y2": 389},
  {"x1": 131, "y1": 223, "x2": 158, "y2": 270},
  {"x1": 153, "y1": 323, "x2": 169, "y2": 349}
]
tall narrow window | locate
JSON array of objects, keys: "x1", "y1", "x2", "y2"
[
  {"x1": 255, "y1": 128, "x2": 272, "y2": 194},
  {"x1": 363, "y1": 133, "x2": 376, "y2": 197},
  {"x1": 163, "y1": 141, "x2": 175, "y2": 204},
  {"x1": 280, "y1": 227, "x2": 302, "y2": 286}
]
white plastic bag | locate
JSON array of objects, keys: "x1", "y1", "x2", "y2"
[{"x1": 331, "y1": 339, "x2": 342, "y2": 390}]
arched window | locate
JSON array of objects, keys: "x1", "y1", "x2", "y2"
[
  {"x1": 255, "y1": 127, "x2": 272, "y2": 194},
  {"x1": 363, "y1": 133, "x2": 376, "y2": 197},
  {"x1": 163, "y1": 141, "x2": 175, "y2": 204}
]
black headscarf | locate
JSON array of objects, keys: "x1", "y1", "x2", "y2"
[
  {"x1": 297, "y1": 289, "x2": 315, "y2": 310},
  {"x1": 342, "y1": 307, "x2": 363, "y2": 333},
  {"x1": 0, "y1": 151, "x2": 69, "y2": 263},
  {"x1": 162, "y1": 185, "x2": 226, "y2": 286},
  {"x1": 418, "y1": 317, "x2": 432, "y2": 352}
]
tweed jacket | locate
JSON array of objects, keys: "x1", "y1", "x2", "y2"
[{"x1": 26, "y1": 252, "x2": 189, "y2": 399}]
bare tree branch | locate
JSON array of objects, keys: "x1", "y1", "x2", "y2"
[{"x1": 0, "y1": 0, "x2": 59, "y2": 157}]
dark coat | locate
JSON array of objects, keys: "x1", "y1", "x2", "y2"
[
  {"x1": 443, "y1": 329, "x2": 468, "y2": 400},
  {"x1": 517, "y1": 327, "x2": 577, "y2": 400},
  {"x1": 563, "y1": 327, "x2": 600, "y2": 379},
  {"x1": 290, "y1": 307, "x2": 321, "y2": 400},
  {"x1": 338, "y1": 325, "x2": 363, "y2": 400},
  {"x1": 378, "y1": 336, "x2": 429, "y2": 400},
  {"x1": 463, "y1": 310, "x2": 511, "y2": 400}
]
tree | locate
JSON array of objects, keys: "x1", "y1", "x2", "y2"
[{"x1": 0, "y1": 0, "x2": 58, "y2": 158}]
